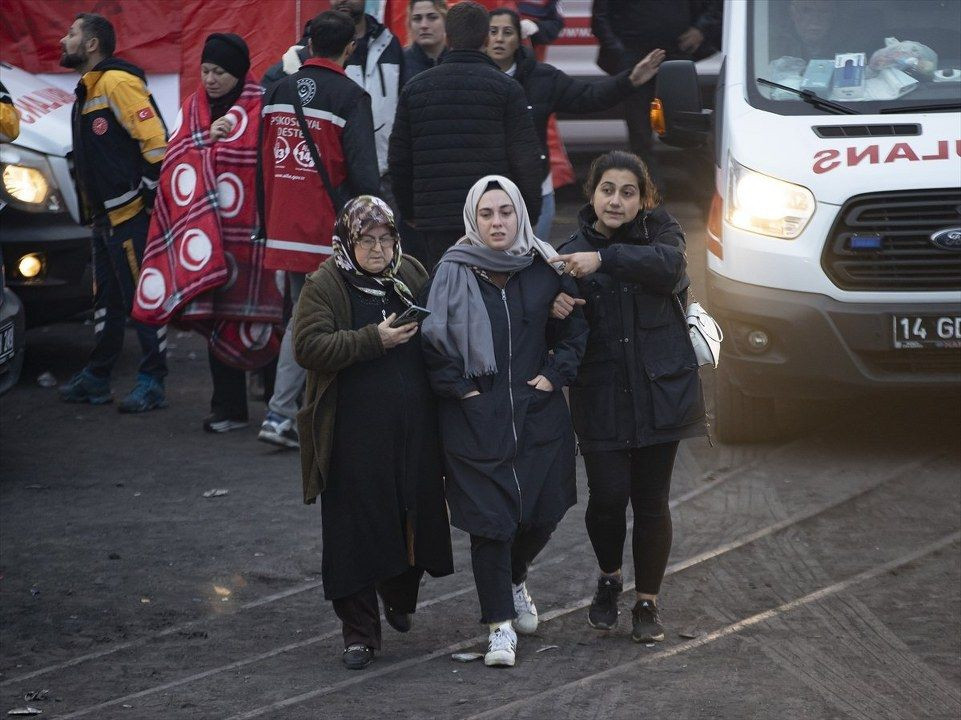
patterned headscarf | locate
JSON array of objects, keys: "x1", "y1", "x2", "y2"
[{"x1": 331, "y1": 195, "x2": 414, "y2": 306}]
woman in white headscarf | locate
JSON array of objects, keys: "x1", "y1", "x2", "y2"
[{"x1": 422, "y1": 175, "x2": 588, "y2": 668}]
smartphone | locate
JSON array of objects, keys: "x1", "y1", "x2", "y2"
[{"x1": 389, "y1": 304, "x2": 431, "y2": 328}]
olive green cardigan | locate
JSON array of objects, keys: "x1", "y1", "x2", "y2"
[{"x1": 293, "y1": 256, "x2": 429, "y2": 504}]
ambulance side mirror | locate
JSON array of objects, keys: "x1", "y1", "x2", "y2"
[{"x1": 653, "y1": 60, "x2": 712, "y2": 148}]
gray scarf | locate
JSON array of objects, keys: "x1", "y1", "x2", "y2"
[{"x1": 422, "y1": 175, "x2": 562, "y2": 378}]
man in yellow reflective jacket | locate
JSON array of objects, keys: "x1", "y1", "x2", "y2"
[{"x1": 57, "y1": 12, "x2": 170, "y2": 413}]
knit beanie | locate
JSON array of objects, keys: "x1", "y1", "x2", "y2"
[{"x1": 201, "y1": 33, "x2": 250, "y2": 79}]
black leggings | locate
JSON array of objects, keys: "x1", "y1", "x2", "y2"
[{"x1": 583, "y1": 442, "x2": 679, "y2": 595}]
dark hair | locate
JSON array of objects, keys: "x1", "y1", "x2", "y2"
[
  {"x1": 308, "y1": 10, "x2": 355, "y2": 58},
  {"x1": 584, "y1": 150, "x2": 660, "y2": 210},
  {"x1": 446, "y1": 1, "x2": 489, "y2": 50},
  {"x1": 75, "y1": 13, "x2": 116, "y2": 57},
  {"x1": 489, "y1": 8, "x2": 521, "y2": 36}
]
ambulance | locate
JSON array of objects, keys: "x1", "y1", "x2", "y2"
[
  {"x1": 0, "y1": 62, "x2": 91, "y2": 325},
  {"x1": 655, "y1": 0, "x2": 961, "y2": 441}
]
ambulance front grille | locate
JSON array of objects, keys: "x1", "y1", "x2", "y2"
[{"x1": 821, "y1": 189, "x2": 961, "y2": 291}]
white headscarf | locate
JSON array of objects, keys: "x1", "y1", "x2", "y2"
[
  {"x1": 422, "y1": 176, "x2": 562, "y2": 378},
  {"x1": 459, "y1": 175, "x2": 563, "y2": 273}
]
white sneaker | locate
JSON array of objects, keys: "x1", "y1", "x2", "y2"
[
  {"x1": 257, "y1": 412, "x2": 299, "y2": 449},
  {"x1": 512, "y1": 582, "x2": 538, "y2": 635},
  {"x1": 484, "y1": 623, "x2": 517, "y2": 667}
]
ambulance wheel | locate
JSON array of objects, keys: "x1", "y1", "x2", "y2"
[{"x1": 714, "y1": 366, "x2": 780, "y2": 444}]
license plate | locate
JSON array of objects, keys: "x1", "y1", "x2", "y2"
[
  {"x1": 892, "y1": 315, "x2": 961, "y2": 349},
  {"x1": 0, "y1": 321, "x2": 14, "y2": 364}
]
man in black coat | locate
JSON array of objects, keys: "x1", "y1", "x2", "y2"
[
  {"x1": 388, "y1": 1, "x2": 544, "y2": 268},
  {"x1": 591, "y1": 0, "x2": 722, "y2": 186}
]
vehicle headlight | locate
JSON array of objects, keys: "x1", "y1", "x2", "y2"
[
  {"x1": 0, "y1": 145, "x2": 64, "y2": 213},
  {"x1": 726, "y1": 157, "x2": 815, "y2": 239},
  {"x1": 3, "y1": 165, "x2": 48, "y2": 204}
]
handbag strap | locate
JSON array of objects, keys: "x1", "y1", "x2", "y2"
[{"x1": 288, "y1": 74, "x2": 344, "y2": 211}]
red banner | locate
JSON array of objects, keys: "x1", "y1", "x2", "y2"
[
  {"x1": 0, "y1": 0, "x2": 328, "y2": 103},
  {"x1": 0, "y1": 0, "x2": 182, "y2": 73}
]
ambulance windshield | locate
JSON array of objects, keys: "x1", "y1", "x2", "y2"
[{"x1": 748, "y1": 0, "x2": 961, "y2": 114}]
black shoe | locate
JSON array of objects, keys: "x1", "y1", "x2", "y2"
[
  {"x1": 203, "y1": 412, "x2": 249, "y2": 433},
  {"x1": 588, "y1": 575, "x2": 623, "y2": 630},
  {"x1": 631, "y1": 599, "x2": 665, "y2": 643},
  {"x1": 383, "y1": 604, "x2": 412, "y2": 633},
  {"x1": 342, "y1": 644, "x2": 374, "y2": 670}
]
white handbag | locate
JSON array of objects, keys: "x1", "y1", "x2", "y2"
[{"x1": 685, "y1": 301, "x2": 724, "y2": 368}]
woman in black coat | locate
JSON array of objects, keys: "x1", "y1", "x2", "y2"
[
  {"x1": 486, "y1": 8, "x2": 664, "y2": 240},
  {"x1": 422, "y1": 175, "x2": 587, "y2": 668},
  {"x1": 401, "y1": 1, "x2": 449, "y2": 86},
  {"x1": 555, "y1": 150, "x2": 706, "y2": 645}
]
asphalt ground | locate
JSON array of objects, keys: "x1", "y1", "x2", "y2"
[{"x1": 1, "y1": 148, "x2": 959, "y2": 719}]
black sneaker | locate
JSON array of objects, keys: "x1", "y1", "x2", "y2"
[
  {"x1": 342, "y1": 644, "x2": 374, "y2": 670},
  {"x1": 631, "y1": 599, "x2": 665, "y2": 643},
  {"x1": 588, "y1": 575, "x2": 623, "y2": 630},
  {"x1": 203, "y1": 412, "x2": 249, "y2": 433},
  {"x1": 383, "y1": 604, "x2": 412, "y2": 633}
]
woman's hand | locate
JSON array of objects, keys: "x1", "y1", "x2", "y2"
[
  {"x1": 527, "y1": 375, "x2": 554, "y2": 392},
  {"x1": 551, "y1": 292, "x2": 586, "y2": 320},
  {"x1": 378, "y1": 313, "x2": 418, "y2": 349},
  {"x1": 555, "y1": 251, "x2": 602, "y2": 279},
  {"x1": 209, "y1": 116, "x2": 236, "y2": 142},
  {"x1": 629, "y1": 49, "x2": 666, "y2": 87},
  {"x1": 461, "y1": 390, "x2": 481, "y2": 399}
]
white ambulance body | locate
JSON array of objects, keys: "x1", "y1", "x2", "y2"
[{"x1": 657, "y1": 0, "x2": 961, "y2": 441}]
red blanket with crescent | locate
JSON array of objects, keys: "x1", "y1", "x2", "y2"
[{"x1": 132, "y1": 77, "x2": 283, "y2": 369}]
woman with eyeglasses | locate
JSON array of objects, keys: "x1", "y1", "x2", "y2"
[{"x1": 292, "y1": 195, "x2": 453, "y2": 670}]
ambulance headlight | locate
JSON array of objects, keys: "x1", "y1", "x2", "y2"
[
  {"x1": 0, "y1": 146, "x2": 63, "y2": 213},
  {"x1": 726, "y1": 158, "x2": 815, "y2": 239},
  {"x1": 3, "y1": 165, "x2": 48, "y2": 204}
]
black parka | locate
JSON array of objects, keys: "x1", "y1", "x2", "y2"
[
  {"x1": 423, "y1": 257, "x2": 588, "y2": 541},
  {"x1": 388, "y1": 50, "x2": 544, "y2": 232},
  {"x1": 401, "y1": 43, "x2": 448, "y2": 86},
  {"x1": 511, "y1": 46, "x2": 635, "y2": 174},
  {"x1": 558, "y1": 205, "x2": 706, "y2": 452}
]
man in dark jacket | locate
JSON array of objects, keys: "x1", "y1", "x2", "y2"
[
  {"x1": 57, "y1": 12, "x2": 169, "y2": 413},
  {"x1": 388, "y1": 1, "x2": 544, "y2": 268},
  {"x1": 256, "y1": 9, "x2": 380, "y2": 450},
  {"x1": 591, "y1": 0, "x2": 722, "y2": 184}
]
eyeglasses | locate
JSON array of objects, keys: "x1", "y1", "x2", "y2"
[{"x1": 355, "y1": 235, "x2": 397, "y2": 250}]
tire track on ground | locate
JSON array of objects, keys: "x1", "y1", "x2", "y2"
[
  {"x1": 459, "y1": 532, "x2": 961, "y2": 720},
  {"x1": 209, "y1": 455, "x2": 936, "y2": 720},
  {"x1": 41, "y1": 459, "x2": 751, "y2": 720}
]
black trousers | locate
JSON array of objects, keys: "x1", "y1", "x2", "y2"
[
  {"x1": 208, "y1": 349, "x2": 248, "y2": 420},
  {"x1": 470, "y1": 524, "x2": 555, "y2": 624},
  {"x1": 331, "y1": 567, "x2": 423, "y2": 650},
  {"x1": 87, "y1": 211, "x2": 167, "y2": 380},
  {"x1": 583, "y1": 442, "x2": 679, "y2": 595}
]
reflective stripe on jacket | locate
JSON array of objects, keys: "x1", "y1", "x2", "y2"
[
  {"x1": 259, "y1": 58, "x2": 379, "y2": 273},
  {"x1": 71, "y1": 57, "x2": 167, "y2": 227}
]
